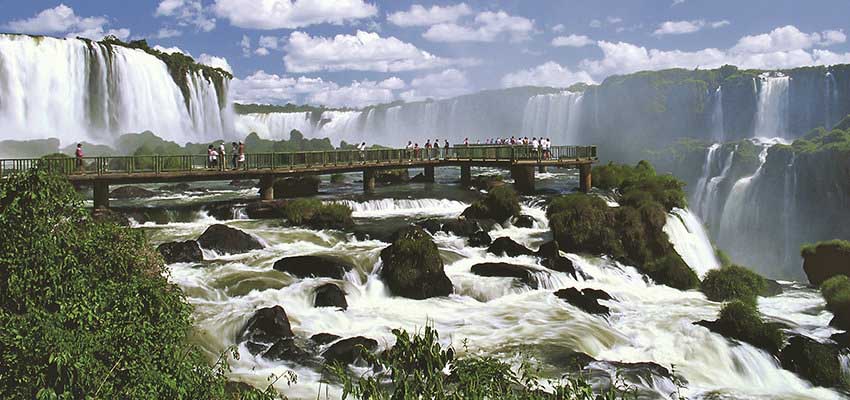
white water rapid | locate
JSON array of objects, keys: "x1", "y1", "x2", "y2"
[
  {"x1": 754, "y1": 74, "x2": 791, "y2": 138},
  {"x1": 0, "y1": 34, "x2": 232, "y2": 145},
  {"x1": 664, "y1": 208, "x2": 721, "y2": 278}
]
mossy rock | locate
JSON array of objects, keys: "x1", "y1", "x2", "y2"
[
  {"x1": 547, "y1": 194, "x2": 622, "y2": 256},
  {"x1": 802, "y1": 240, "x2": 850, "y2": 286},
  {"x1": 701, "y1": 265, "x2": 766, "y2": 305},
  {"x1": 821, "y1": 276, "x2": 850, "y2": 330},
  {"x1": 280, "y1": 199, "x2": 353, "y2": 230},
  {"x1": 779, "y1": 336, "x2": 847, "y2": 389},
  {"x1": 462, "y1": 186, "x2": 521, "y2": 222},
  {"x1": 697, "y1": 301, "x2": 784, "y2": 355},
  {"x1": 644, "y1": 252, "x2": 700, "y2": 290},
  {"x1": 379, "y1": 226, "x2": 452, "y2": 299}
]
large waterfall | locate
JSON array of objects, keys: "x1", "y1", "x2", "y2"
[
  {"x1": 754, "y1": 74, "x2": 791, "y2": 138},
  {"x1": 711, "y1": 87, "x2": 725, "y2": 142},
  {"x1": 0, "y1": 34, "x2": 232, "y2": 145},
  {"x1": 521, "y1": 91, "x2": 584, "y2": 142}
]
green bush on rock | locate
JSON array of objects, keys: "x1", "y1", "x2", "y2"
[
  {"x1": 462, "y1": 186, "x2": 521, "y2": 222},
  {"x1": 701, "y1": 265, "x2": 767, "y2": 305},
  {"x1": 644, "y1": 253, "x2": 699, "y2": 291},
  {"x1": 710, "y1": 301, "x2": 784, "y2": 354},
  {"x1": 821, "y1": 276, "x2": 850, "y2": 330},
  {"x1": 0, "y1": 169, "x2": 273, "y2": 399},
  {"x1": 281, "y1": 199, "x2": 353, "y2": 230}
]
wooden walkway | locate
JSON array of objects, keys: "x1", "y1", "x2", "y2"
[{"x1": 0, "y1": 145, "x2": 598, "y2": 208}]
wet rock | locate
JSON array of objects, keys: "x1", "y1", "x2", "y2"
[
  {"x1": 239, "y1": 305, "x2": 294, "y2": 346},
  {"x1": 513, "y1": 214, "x2": 535, "y2": 228},
  {"x1": 468, "y1": 230, "x2": 492, "y2": 247},
  {"x1": 760, "y1": 279, "x2": 783, "y2": 297},
  {"x1": 695, "y1": 301, "x2": 784, "y2": 355},
  {"x1": 263, "y1": 338, "x2": 310, "y2": 362},
  {"x1": 159, "y1": 182, "x2": 191, "y2": 191},
  {"x1": 375, "y1": 169, "x2": 410, "y2": 185},
  {"x1": 469, "y1": 175, "x2": 504, "y2": 191},
  {"x1": 802, "y1": 240, "x2": 850, "y2": 286},
  {"x1": 554, "y1": 287, "x2": 611, "y2": 315},
  {"x1": 274, "y1": 176, "x2": 321, "y2": 198},
  {"x1": 110, "y1": 185, "x2": 156, "y2": 199},
  {"x1": 545, "y1": 350, "x2": 595, "y2": 372},
  {"x1": 311, "y1": 333, "x2": 342, "y2": 345},
  {"x1": 487, "y1": 237, "x2": 535, "y2": 257},
  {"x1": 461, "y1": 186, "x2": 520, "y2": 222},
  {"x1": 157, "y1": 240, "x2": 203, "y2": 263},
  {"x1": 322, "y1": 336, "x2": 378, "y2": 365},
  {"x1": 197, "y1": 224, "x2": 263, "y2": 254},
  {"x1": 441, "y1": 219, "x2": 480, "y2": 237},
  {"x1": 205, "y1": 203, "x2": 235, "y2": 221},
  {"x1": 245, "y1": 200, "x2": 286, "y2": 219},
  {"x1": 417, "y1": 218, "x2": 443, "y2": 235},
  {"x1": 91, "y1": 208, "x2": 130, "y2": 226},
  {"x1": 470, "y1": 263, "x2": 538, "y2": 288},
  {"x1": 314, "y1": 283, "x2": 348, "y2": 310},
  {"x1": 229, "y1": 179, "x2": 256, "y2": 187},
  {"x1": 537, "y1": 240, "x2": 577, "y2": 278},
  {"x1": 779, "y1": 335, "x2": 846, "y2": 389},
  {"x1": 380, "y1": 226, "x2": 453, "y2": 299},
  {"x1": 273, "y1": 255, "x2": 354, "y2": 279},
  {"x1": 831, "y1": 332, "x2": 850, "y2": 348}
]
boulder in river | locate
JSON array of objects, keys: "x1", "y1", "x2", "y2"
[
  {"x1": 157, "y1": 240, "x2": 203, "y2": 263},
  {"x1": 461, "y1": 186, "x2": 521, "y2": 223},
  {"x1": 205, "y1": 203, "x2": 236, "y2": 221},
  {"x1": 379, "y1": 226, "x2": 453, "y2": 299},
  {"x1": 695, "y1": 301, "x2": 784, "y2": 355},
  {"x1": 554, "y1": 287, "x2": 612, "y2": 315},
  {"x1": 321, "y1": 336, "x2": 378, "y2": 365},
  {"x1": 110, "y1": 185, "x2": 157, "y2": 199},
  {"x1": 311, "y1": 333, "x2": 342, "y2": 345},
  {"x1": 468, "y1": 230, "x2": 492, "y2": 247},
  {"x1": 441, "y1": 218, "x2": 480, "y2": 237},
  {"x1": 263, "y1": 338, "x2": 309, "y2": 362},
  {"x1": 314, "y1": 283, "x2": 348, "y2": 310},
  {"x1": 416, "y1": 218, "x2": 443, "y2": 235},
  {"x1": 158, "y1": 182, "x2": 191, "y2": 192},
  {"x1": 229, "y1": 179, "x2": 257, "y2": 187},
  {"x1": 245, "y1": 200, "x2": 287, "y2": 219},
  {"x1": 375, "y1": 169, "x2": 410, "y2": 185},
  {"x1": 273, "y1": 255, "x2": 354, "y2": 279},
  {"x1": 274, "y1": 176, "x2": 321, "y2": 198},
  {"x1": 239, "y1": 305, "x2": 294, "y2": 346},
  {"x1": 197, "y1": 224, "x2": 263, "y2": 254},
  {"x1": 513, "y1": 214, "x2": 535, "y2": 228},
  {"x1": 470, "y1": 263, "x2": 538, "y2": 288},
  {"x1": 487, "y1": 237, "x2": 535, "y2": 257},
  {"x1": 779, "y1": 335, "x2": 846, "y2": 389},
  {"x1": 537, "y1": 240, "x2": 577, "y2": 278},
  {"x1": 801, "y1": 240, "x2": 850, "y2": 286}
]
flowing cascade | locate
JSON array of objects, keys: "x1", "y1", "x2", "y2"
[
  {"x1": 825, "y1": 71, "x2": 839, "y2": 129},
  {"x1": 0, "y1": 34, "x2": 232, "y2": 144},
  {"x1": 663, "y1": 208, "x2": 721, "y2": 278},
  {"x1": 782, "y1": 153, "x2": 798, "y2": 267},
  {"x1": 754, "y1": 74, "x2": 791, "y2": 138},
  {"x1": 711, "y1": 87, "x2": 725, "y2": 142},
  {"x1": 692, "y1": 143, "x2": 721, "y2": 215},
  {"x1": 521, "y1": 91, "x2": 584, "y2": 143}
]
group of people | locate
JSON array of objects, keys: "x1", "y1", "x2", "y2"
[
  {"x1": 485, "y1": 136, "x2": 553, "y2": 159},
  {"x1": 405, "y1": 139, "x2": 451, "y2": 160},
  {"x1": 207, "y1": 142, "x2": 245, "y2": 169}
]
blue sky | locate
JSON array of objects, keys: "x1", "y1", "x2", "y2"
[{"x1": 2, "y1": 0, "x2": 849, "y2": 107}]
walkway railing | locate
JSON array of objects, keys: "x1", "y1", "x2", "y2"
[{"x1": 0, "y1": 145, "x2": 597, "y2": 178}]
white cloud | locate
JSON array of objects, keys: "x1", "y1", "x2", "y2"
[
  {"x1": 672, "y1": 0, "x2": 686, "y2": 5},
  {"x1": 254, "y1": 47, "x2": 270, "y2": 56},
  {"x1": 501, "y1": 61, "x2": 594, "y2": 88},
  {"x1": 387, "y1": 3, "x2": 472, "y2": 27},
  {"x1": 308, "y1": 80, "x2": 395, "y2": 108},
  {"x1": 378, "y1": 77, "x2": 406, "y2": 90},
  {"x1": 607, "y1": 16, "x2": 623, "y2": 24},
  {"x1": 240, "y1": 34, "x2": 251, "y2": 57},
  {"x1": 154, "y1": 0, "x2": 215, "y2": 32},
  {"x1": 4, "y1": 4, "x2": 130, "y2": 40},
  {"x1": 153, "y1": 45, "x2": 190, "y2": 55},
  {"x1": 731, "y1": 25, "x2": 843, "y2": 54},
  {"x1": 653, "y1": 19, "x2": 729, "y2": 36},
  {"x1": 400, "y1": 69, "x2": 472, "y2": 101},
  {"x1": 423, "y1": 10, "x2": 534, "y2": 42},
  {"x1": 254, "y1": 35, "x2": 283, "y2": 55},
  {"x1": 589, "y1": 19, "x2": 602, "y2": 28},
  {"x1": 283, "y1": 30, "x2": 476, "y2": 73},
  {"x1": 552, "y1": 24, "x2": 565, "y2": 33},
  {"x1": 197, "y1": 54, "x2": 232, "y2": 73},
  {"x1": 552, "y1": 34, "x2": 593, "y2": 47},
  {"x1": 231, "y1": 70, "x2": 336, "y2": 104},
  {"x1": 154, "y1": 27, "x2": 182, "y2": 38},
  {"x1": 213, "y1": 0, "x2": 377, "y2": 30}
]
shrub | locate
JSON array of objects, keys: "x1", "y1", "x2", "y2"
[
  {"x1": 0, "y1": 169, "x2": 274, "y2": 399},
  {"x1": 463, "y1": 185, "x2": 521, "y2": 222},
  {"x1": 701, "y1": 265, "x2": 767, "y2": 305},
  {"x1": 280, "y1": 199, "x2": 353, "y2": 230},
  {"x1": 715, "y1": 301, "x2": 784, "y2": 354},
  {"x1": 330, "y1": 173, "x2": 346, "y2": 183},
  {"x1": 547, "y1": 194, "x2": 622, "y2": 257},
  {"x1": 644, "y1": 253, "x2": 700, "y2": 290},
  {"x1": 821, "y1": 276, "x2": 850, "y2": 312}
]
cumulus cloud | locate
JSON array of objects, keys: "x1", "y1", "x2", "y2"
[
  {"x1": 4, "y1": 4, "x2": 130, "y2": 40},
  {"x1": 308, "y1": 80, "x2": 396, "y2": 108},
  {"x1": 378, "y1": 77, "x2": 406, "y2": 90},
  {"x1": 283, "y1": 30, "x2": 476, "y2": 73},
  {"x1": 154, "y1": 27, "x2": 182, "y2": 38},
  {"x1": 239, "y1": 35, "x2": 251, "y2": 57},
  {"x1": 552, "y1": 24, "x2": 565, "y2": 33},
  {"x1": 731, "y1": 25, "x2": 845, "y2": 53},
  {"x1": 231, "y1": 70, "x2": 335, "y2": 104},
  {"x1": 653, "y1": 19, "x2": 729, "y2": 36},
  {"x1": 154, "y1": 0, "x2": 215, "y2": 32},
  {"x1": 213, "y1": 0, "x2": 377, "y2": 30},
  {"x1": 423, "y1": 10, "x2": 534, "y2": 42},
  {"x1": 501, "y1": 62, "x2": 594, "y2": 88},
  {"x1": 197, "y1": 54, "x2": 232, "y2": 73},
  {"x1": 388, "y1": 3, "x2": 471, "y2": 27},
  {"x1": 400, "y1": 69, "x2": 472, "y2": 101},
  {"x1": 153, "y1": 45, "x2": 190, "y2": 55},
  {"x1": 552, "y1": 34, "x2": 593, "y2": 47}
]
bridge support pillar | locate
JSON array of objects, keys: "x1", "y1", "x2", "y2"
[
  {"x1": 259, "y1": 175, "x2": 275, "y2": 200},
  {"x1": 511, "y1": 166, "x2": 535, "y2": 194},
  {"x1": 424, "y1": 166, "x2": 435, "y2": 183},
  {"x1": 460, "y1": 165, "x2": 471, "y2": 187},
  {"x1": 93, "y1": 181, "x2": 110, "y2": 210},
  {"x1": 579, "y1": 164, "x2": 592, "y2": 193},
  {"x1": 538, "y1": 165, "x2": 546, "y2": 173},
  {"x1": 363, "y1": 169, "x2": 375, "y2": 193}
]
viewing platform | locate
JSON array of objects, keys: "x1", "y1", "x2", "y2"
[{"x1": 0, "y1": 144, "x2": 598, "y2": 209}]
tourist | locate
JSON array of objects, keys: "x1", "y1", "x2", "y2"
[
  {"x1": 406, "y1": 141, "x2": 414, "y2": 161},
  {"x1": 424, "y1": 139, "x2": 432, "y2": 160},
  {"x1": 358, "y1": 142, "x2": 367, "y2": 163},
  {"x1": 208, "y1": 145, "x2": 219, "y2": 168},
  {"x1": 238, "y1": 142, "x2": 245, "y2": 168},
  {"x1": 531, "y1": 137, "x2": 539, "y2": 160},
  {"x1": 219, "y1": 143, "x2": 227, "y2": 170},
  {"x1": 231, "y1": 142, "x2": 238, "y2": 169},
  {"x1": 414, "y1": 143, "x2": 420, "y2": 159},
  {"x1": 510, "y1": 136, "x2": 516, "y2": 145},
  {"x1": 544, "y1": 138, "x2": 551, "y2": 159},
  {"x1": 433, "y1": 139, "x2": 441, "y2": 160},
  {"x1": 463, "y1": 137, "x2": 469, "y2": 146},
  {"x1": 75, "y1": 143, "x2": 84, "y2": 173}
]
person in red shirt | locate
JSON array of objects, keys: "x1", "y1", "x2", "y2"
[{"x1": 75, "y1": 143, "x2": 84, "y2": 173}]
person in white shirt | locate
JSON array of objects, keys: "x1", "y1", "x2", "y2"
[
  {"x1": 219, "y1": 143, "x2": 227, "y2": 169},
  {"x1": 406, "y1": 141, "x2": 414, "y2": 160},
  {"x1": 531, "y1": 137, "x2": 539, "y2": 159},
  {"x1": 358, "y1": 142, "x2": 366, "y2": 163}
]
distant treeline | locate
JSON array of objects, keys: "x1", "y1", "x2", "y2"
[{"x1": 233, "y1": 103, "x2": 353, "y2": 115}]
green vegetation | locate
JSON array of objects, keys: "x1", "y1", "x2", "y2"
[
  {"x1": 462, "y1": 186, "x2": 521, "y2": 222},
  {"x1": 701, "y1": 265, "x2": 767, "y2": 305},
  {"x1": 329, "y1": 326, "x2": 637, "y2": 399},
  {"x1": 548, "y1": 161, "x2": 698, "y2": 289},
  {"x1": 801, "y1": 239, "x2": 850, "y2": 286},
  {"x1": 234, "y1": 103, "x2": 351, "y2": 115},
  {"x1": 330, "y1": 173, "x2": 346, "y2": 184},
  {"x1": 801, "y1": 239, "x2": 850, "y2": 257},
  {"x1": 279, "y1": 199, "x2": 353, "y2": 230},
  {"x1": 821, "y1": 276, "x2": 850, "y2": 315},
  {"x1": 779, "y1": 336, "x2": 848, "y2": 389},
  {"x1": 791, "y1": 127, "x2": 850, "y2": 154},
  {"x1": 714, "y1": 301, "x2": 784, "y2": 354},
  {"x1": 0, "y1": 169, "x2": 274, "y2": 399},
  {"x1": 244, "y1": 131, "x2": 334, "y2": 153}
]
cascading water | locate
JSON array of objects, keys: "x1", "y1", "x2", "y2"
[
  {"x1": 0, "y1": 34, "x2": 232, "y2": 145},
  {"x1": 521, "y1": 91, "x2": 584, "y2": 143},
  {"x1": 825, "y1": 71, "x2": 839, "y2": 129},
  {"x1": 694, "y1": 145, "x2": 735, "y2": 230},
  {"x1": 711, "y1": 87, "x2": 725, "y2": 142},
  {"x1": 754, "y1": 74, "x2": 791, "y2": 138},
  {"x1": 782, "y1": 153, "x2": 798, "y2": 267},
  {"x1": 663, "y1": 208, "x2": 721, "y2": 278},
  {"x1": 692, "y1": 143, "x2": 720, "y2": 215}
]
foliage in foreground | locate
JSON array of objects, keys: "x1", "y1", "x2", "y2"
[
  {"x1": 700, "y1": 265, "x2": 767, "y2": 305},
  {"x1": 0, "y1": 169, "x2": 274, "y2": 399},
  {"x1": 328, "y1": 326, "x2": 637, "y2": 400}
]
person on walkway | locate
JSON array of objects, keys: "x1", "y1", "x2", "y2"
[
  {"x1": 434, "y1": 139, "x2": 441, "y2": 160},
  {"x1": 219, "y1": 143, "x2": 227, "y2": 170},
  {"x1": 424, "y1": 140, "x2": 432, "y2": 160},
  {"x1": 208, "y1": 145, "x2": 218, "y2": 168},
  {"x1": 406, "y1": 141, "x2": 414, "y2": 161},
  {"x1": 75, "y1": 143, "x2": 84, "y2": 173},
  {"x1": 231, "y1": 142, "x2": 239, "y2": 169},
  {"x1": 531, "y1": 137, "x2": 539, "y2": 160},
  {"x1": 238, "y1": 141, "x2": 245, "y2": 168},
  {"x1": 358, "y1": 142, "x2": 367, "y2": 163},
  {"x1": 413, "y1": 143, "x2": 420, "y2": 159},
  {"x1": 463, "y1": 137, "x2": 469, "y2": 146}
]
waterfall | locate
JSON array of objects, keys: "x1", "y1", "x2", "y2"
[
  {"x1": 825, "y1": 71, "x2": 839, "y2": 129},
  {"x1": 696, "y1": 145, "x2": 736, "y2": 229},
  {"x1": 692, "y1": 143, "x2": 720, "y2": 214},
  {"x1": 521, "y1": 92, "x2": 584, "y2": 143},
  {"x1": 663, "y1": 208, "x2": 721, "y2": 278},
  {"x1": 782, "y1": 153, "x2": 798, "y2": 267},
  {"x1": 711, "y1": 87, "x2": 725, "y2": 142},
  {"x1": 334, "y1": 198, "x2": 469, "y2": 218},
  {"x1": 0, "y1": 34, "x2": 232, "y2": 145},
  {"x1": 234, "y1": 110, "x2": 364, "y2": 143},
  {"x1": 754, "y1": 74, "x2": 791, "y2": 138}
]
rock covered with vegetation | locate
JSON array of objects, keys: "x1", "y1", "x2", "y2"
[
  {"x1": 820, "y1": 275, "x2": 850, "y2": 330},
  {"x1": 779, "y1": 336, "x2": 848, "y2": 389},
  {"x1": 379, "y1": 226, "x2": 452, "y2": 299},
  {"x1": 547, "y1": 161, "x2": 698, "y2": 289},
  {"x1": 802, "y1": 240, "x2": 850, "y2": 286},
  {"x1": 696, "y1": 301, "x2": 784, "y2": 355},
  {"x1": 280, "y1": 199, "x2": 353, "y2": 230},
  {"x1": 0, "y1": 169, "x2": 271, "y2": 399},
  {"x1": 461, "y1": 185, "x2": 521, "y2": 223},
  {"x1": 700, "y1": 265, "x2": 767, "y2": 305}
]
